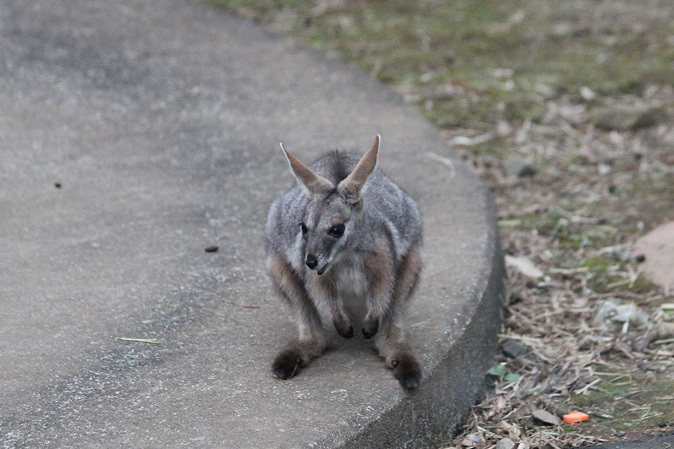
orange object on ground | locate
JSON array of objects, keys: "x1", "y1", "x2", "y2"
[{"x1": 563, "y1": 411, "x2": 589, "y2": 424}]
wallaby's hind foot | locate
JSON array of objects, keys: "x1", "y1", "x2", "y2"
[
  {"x1": 379, "y1": 329, "x2": 422, "y2": 390},
  {"x1": 389, "y1": 351, "x2": 421, "y2": 391},
  {"x1": 272, "y1": 338, "x2": 326, "y2": 379},
  {"x1": 272, "y1": 347, "x2": 302, "y2": 379}
]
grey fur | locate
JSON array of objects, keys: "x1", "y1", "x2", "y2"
[{"x1": 265, "y1": 137, "x2": 423, "y2": 390}]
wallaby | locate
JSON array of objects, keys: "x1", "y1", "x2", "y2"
[{"x1": 265, "y1": 135, "x2": 423, "y2": 390}]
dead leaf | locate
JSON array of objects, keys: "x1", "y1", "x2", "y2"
[
  {"x1": 531, "y1": 409, "x2": 560, "y2": 426},
  {"x1": 505, "y1": 255, "x2": 544, "y2": 278}
]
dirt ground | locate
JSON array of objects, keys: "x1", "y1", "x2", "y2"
[{"x1": 216, "y1": 1, "x2": 674, "y2": 447}]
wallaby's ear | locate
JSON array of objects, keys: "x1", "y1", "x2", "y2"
[
  {"x1": 280, "y1": 143, "x2": 333, "y2": 195},
  {"x1": 338, "y1": 135, "x2": 380, "y2": 202}
]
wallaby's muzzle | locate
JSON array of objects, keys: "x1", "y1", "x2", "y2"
[
  {"x1": 305, "y1": 254, "x2": 328, "y2": 275},
  {"x1": 305, "y1": 254, "x2": 318, "y2": 269}
]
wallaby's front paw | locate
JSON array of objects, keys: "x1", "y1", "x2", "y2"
[
  {"x1": 390, "y1": 353, "x2": 421, "y2": 391},
  {"x1": 333, "y1": 316, "x2": 354, "y2": 339},
  {"x1": 362, "y1": 316, "x2": 379, "y2": 339},
  {"x1": 272, "y1": 349, "x2": 302, "y2": 379}
]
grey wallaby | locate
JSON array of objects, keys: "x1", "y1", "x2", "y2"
[{"x1": 265, "y1": 135, "x2": 423, "y2": 390}]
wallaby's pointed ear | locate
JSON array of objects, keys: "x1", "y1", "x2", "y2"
[
  {"x1": 338, "y1": 135, "x2": 380, "y2": 202},
  {"x1": 280, "y1": 143, "x2": 333, "y2": 195}
]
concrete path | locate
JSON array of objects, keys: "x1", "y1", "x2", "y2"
[{"x1": 0, "y1": 1, "x2": 503, "y2": 447}]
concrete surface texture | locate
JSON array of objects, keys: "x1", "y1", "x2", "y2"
[{"x1": 0, "y1": 1, "x2": 503, "y2": 448}]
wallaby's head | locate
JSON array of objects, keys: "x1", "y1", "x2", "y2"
[{"x1": 280, "y1": 135, "x2": 380, "y2": 275}]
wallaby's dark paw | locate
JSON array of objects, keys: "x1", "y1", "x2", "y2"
[
  {"x1": 362, "y1": 317, "x2": 379, "y2": 339},
  {"x1": 337, "y1": 325, "x2": 354, "y2": 339},
  {"x1": 390, "y1": 354, "x2": 421, "y2": 391},
  {"x1": 272, "y1": 350, "x2": 302, "y2": 379},
  {"x1": 333, "y1": 317, "x2": 354, "y2": 339},
  {"x1": 399, "y1": 371, "x2": 421, "y2": 391}
]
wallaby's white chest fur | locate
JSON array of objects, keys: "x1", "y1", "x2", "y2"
[{"x1": 332, "y1": 260, "x2": 369, "y2": 320}]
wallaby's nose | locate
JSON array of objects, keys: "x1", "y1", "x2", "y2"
[{"x1": 305, "y1": 254, "x2": 318, "y2": 270}]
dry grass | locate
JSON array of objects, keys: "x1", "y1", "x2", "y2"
[{"x1": 443, "y1": 86, "x2": 674, "y2": 448}]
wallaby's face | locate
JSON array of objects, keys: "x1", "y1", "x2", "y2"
[
  {"x1": 301, "y1": 191, "x2": 359, "y2": 275},
  {"x1": 281, "y1": 136, "x2": 379, "y2": 275}
]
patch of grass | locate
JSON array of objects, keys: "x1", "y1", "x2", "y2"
[
  {"x1": 623, "y1": 274, "x2": 661, "y2": 295},
  {"x1": 517, "y1": 209, "x2": 574, "y2": 235},
  {"x1": 570, "y1": 372, "x2": 674, "y2": 437},
  {"x1": 620, "y1": 174, "x2": 674, "y2": 230},
  {"x1": 582, "y1": 257, "x2": 611, "y2": 275},
  {"x1": 212, "y1": 0, "x2": 674, "y2": 126}
]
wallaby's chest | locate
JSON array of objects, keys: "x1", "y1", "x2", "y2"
[{"x1": 331, "y1": 260, "x2": 369, "y2": 319}]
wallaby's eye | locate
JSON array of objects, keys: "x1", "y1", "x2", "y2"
[
  {"x1": 300, "y1": 223, "x2": 308, "y2": 235},
  {"x1": 328, "y1": 224, "x2": 345, "y2": 237}
]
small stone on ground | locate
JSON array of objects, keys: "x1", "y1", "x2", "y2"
[
  {"x1": 633, "y1": 221, "x2": 674, "y2": 290},
  {"x1": 591, "y1": 104, "x2": 666, "y2": 131},
  {"x1": 504, "y1": 157, "x2": 537, "y2": 177},
  {"x1": 501, "y1": 338, "x2": 531, "y2": 358},
  {"x1": 495, "y1": 437, "x2": 516, "y2": 449}
]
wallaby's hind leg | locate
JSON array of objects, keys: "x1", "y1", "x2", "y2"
[
  {"x1": 375, "y1": 244, "x2": 423, "y2": 390},
  {"x1": 272, "y1": 335, "x2": 326, "y2": 379},
  {"x1": 268, "y1": 253, "x2": 328, "y2": 379},
  {"x1": 376, "y1": 327, "x2": 421, "y2": 390}
]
